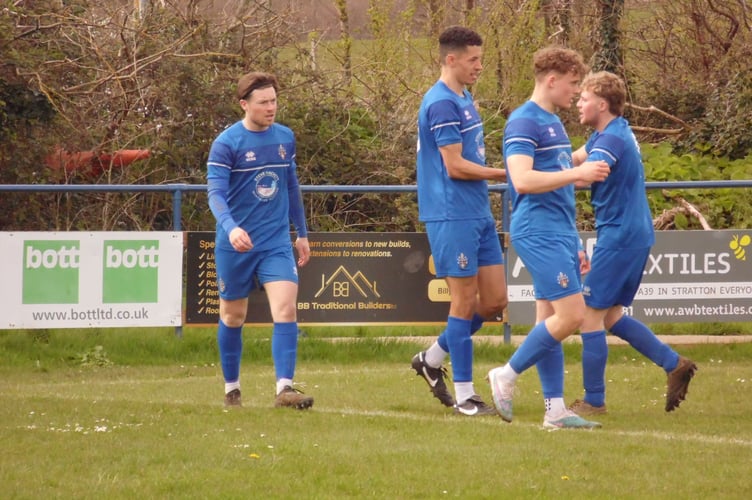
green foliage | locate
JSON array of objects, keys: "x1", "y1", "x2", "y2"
[
  {"x1": 625, "y1": 1, "x2": 752, "y2": 160},
  {"x1": 681, "y1": 69, "x2": 752, "y2": 159},
  {"x1": 279, "y1": 81, "x2": 417, "y2": 231},
  {"x1": 1, "y1": 1, "x2": 751, "y2": 232},
  {"x1": 0, "y1": 81, "x2": 55, "y2": 138},
  {"x1": 641, "y1": 143, "x2": 752, "y2": 230}
]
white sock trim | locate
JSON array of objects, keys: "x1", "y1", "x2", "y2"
[
  {"x1": 454, "y1": 382, "x2": 475, "y2": 405},
  {"x1": 276, "y1": 378, "x2": 293, "y2": 395},
  {"x1": 545, "y1": 397, "x2": 566, "y2": 417},
  {"x1": 425, "y1": 342, "x2": 448, "y2": 368}
]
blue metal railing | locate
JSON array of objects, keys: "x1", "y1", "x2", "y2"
[
  {"x1": 3, "y1": 179, "x2": 751, "y2": 232},
  {"x1": 3, "y1": 180, "x2": 751, "y2": 340}
]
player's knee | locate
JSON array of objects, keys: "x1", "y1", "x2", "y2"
[
  {"x1": 221, "y1": 312, "x2": 245, "y2": 328},
  {"x1": 219, "y1": 301, "x2": 246, "y2": 327},
  {"x1": 270, "y1": 301, "x2": 297, "y2": 323},
  {"x1": 477, "y1": 295, "x2": 508, "y2": 319},
  {"x1": 563, "y1": 310, "x2": 585, "y2": 332},
  {"x1": 498, "y1": 294, "x2": 509, "y2": 313}
]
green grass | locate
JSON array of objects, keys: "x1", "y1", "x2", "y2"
[{"x1": 1, "y1": 328, "x2": 751, "y2": 498}]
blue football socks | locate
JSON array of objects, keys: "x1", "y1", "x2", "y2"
[
  {"x1": 445, "y1": 316, "x2": 473, "y2": 382},
  {"x1": 470, "y1": 312, "x2": 485, "y2": 335},
  {"x1": 581, "y1": 330, "x2": 608, "y2": 407},
  {"x1": 272, "y1": 321, "x2": 299, "y2": 380},
  {"x1": 536, "y1": 342, "x2": 564, "y2": 399},
  {"x1": 217, "y1": 320, "x2": 243, "y2": 383},
  {"x1": 437, "y1": 313, "x2": 484, "y2": 352},
  {"x1": 610, "y1": 316, "x2": 679, "y2": 372},
  {"x1": 510, "y1": 321, "x2": 559, "y2": 374}
]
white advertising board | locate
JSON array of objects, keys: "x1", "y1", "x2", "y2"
[{"x1": 0, "y1": 232, "x2": 183, "y2": 329}]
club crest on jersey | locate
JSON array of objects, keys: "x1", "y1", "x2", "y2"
[
  {"x1": 464, "y1": 109, "x2": 472, "y2": 121},
  {"x1": 557, "y1": 272, "x2": 569, "y2": 288},
  {"x1": 457, "y1": 252, "x2": 469, "y2": 270},
  {"x1": 548, "y1": 126, "x2": 557, "y2": 137},
  {"x1": 245, "y1": 150, "x2": 257, "y2": 162},
  {"x1": 278, "y1": 144, "x2": 287, "y2": 159},
  {"x1": 557, "y1": 151, "x2": 573, "y2": 170},
  {"x1": 253, "y1": 171, "x2": 280, "y2": 201},
  {"x1": 474, "y1": 131, "x2": 486, "y2": 161}
]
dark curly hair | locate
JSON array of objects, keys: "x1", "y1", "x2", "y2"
[{"x1": 439, "y1": 26, "x2": 483, "y2": 61}]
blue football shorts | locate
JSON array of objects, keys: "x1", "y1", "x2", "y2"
[
  {"x1": 425, "y1": 216, "x2": 503, "y2": 278},
  {"x1": 513, "y1": 233, "x2": 581, "y2": 301},
  {"x1": 215, "y1": 245, "x2": 298, "y2": 301},
  {"x1": 583, "y1": 246, "x2": 650, "y2": 309}
]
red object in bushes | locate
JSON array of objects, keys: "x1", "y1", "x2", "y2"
[{"x1": 45, "y1": 148, "x2": 150, "y2": 175}]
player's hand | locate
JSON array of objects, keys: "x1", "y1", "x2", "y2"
[
  {"x1": 577, "y1": 160, "x2": 610, "y2": 183},
  {"x1": 228, "y1": 227, "x2": 253, "y2": 252},
  {"x1": 295, "y1": 237, "x2": 310, "y2": 267},
  {"x1": 578, "y1": 250, "x2": 591, "y2": 275}
]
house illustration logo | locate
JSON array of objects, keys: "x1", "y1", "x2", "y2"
[{"x1": 315, "y1": 266, "x2": 381, "y2": 299}]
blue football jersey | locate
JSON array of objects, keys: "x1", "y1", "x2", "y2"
[
  {"x1": 416, "y1": 80, "x2": 493, "y2": 222},
  {"x1": 585, "y1": 116, "x2": 655, "y2": 249},
  {"x1": 207, "y1": 121, "x2": 299, "y2": 252},
  {"x1": 503, "y1": 101, "x2": 577, "y2": 239}
]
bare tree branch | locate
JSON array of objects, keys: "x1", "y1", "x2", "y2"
[
  {"x1": 631, "y1": 125, "x2": 685, "y2": 135},
  {"x1": 654, "y1": 190, "x2": 712, "y2": 230}
]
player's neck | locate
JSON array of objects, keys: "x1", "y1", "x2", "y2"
[
  {"x1": 594, "y1": 114, "x2": 618, "y2": 133},
  {"x1": 439, "y1": 73, "x2": 466, "y2": 96},
  {"x1": 242, "y1": 117, "x2": 271, "y2": 132},
  {"x1": 530, "y1": 88, "x2": 556, "y2": 113}
]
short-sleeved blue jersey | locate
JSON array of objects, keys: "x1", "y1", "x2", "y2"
[
  {"x1": 503, "y1": 101, "x2": 577, "y2": 239},
  {"x1": 585, "y1": 116, "x2": 655, "y2": 249},
  {"x1": 416, "y1": 80, "x2": 492, "y2": 222},
  {"x1": 207, "y1": 121, "x2": 301, "y2": 252}
]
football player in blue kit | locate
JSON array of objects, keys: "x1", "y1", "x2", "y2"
[
  {"x1": 487, "y1": 46, "x2": 610, "y2": 429},
  {"x1": 207, "y1": 71, "x2": 314, "y2": 409},
  {"x1": 411, "y1": 26, "x2": 508, "y2": 416},
  {"x1": 567, "y1": 71, "x2": 697, "y2": 416}
]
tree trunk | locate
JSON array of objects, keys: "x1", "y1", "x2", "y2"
[
  {"x1": 592, "y1": 0, "x2": 625, "y2": 78},
  {"x1": 335, "y1": 0, "x2": 352, "y2": 87}
]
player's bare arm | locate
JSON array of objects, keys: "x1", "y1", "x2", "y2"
[
  {"x1": 439, "y1": 143, "x2": 505, "y2": 181},
  {"x1": 573, "y1": 145, "x2": 595, "y2": 188},
  {"x1": 507, "y1": 154, "x2": 609, "y2": 194},
  {"x1": 572, "y1": 145, "x2": 587, "y2": 167}
]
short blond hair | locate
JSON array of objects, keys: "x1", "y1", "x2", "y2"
[{"x1": 581, "y1": 71, "x2": 626, "y2": 116}]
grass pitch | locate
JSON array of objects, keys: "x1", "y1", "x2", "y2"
[{"x1": 1, "y1": 329, "x2": 751, "y2": 499}]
